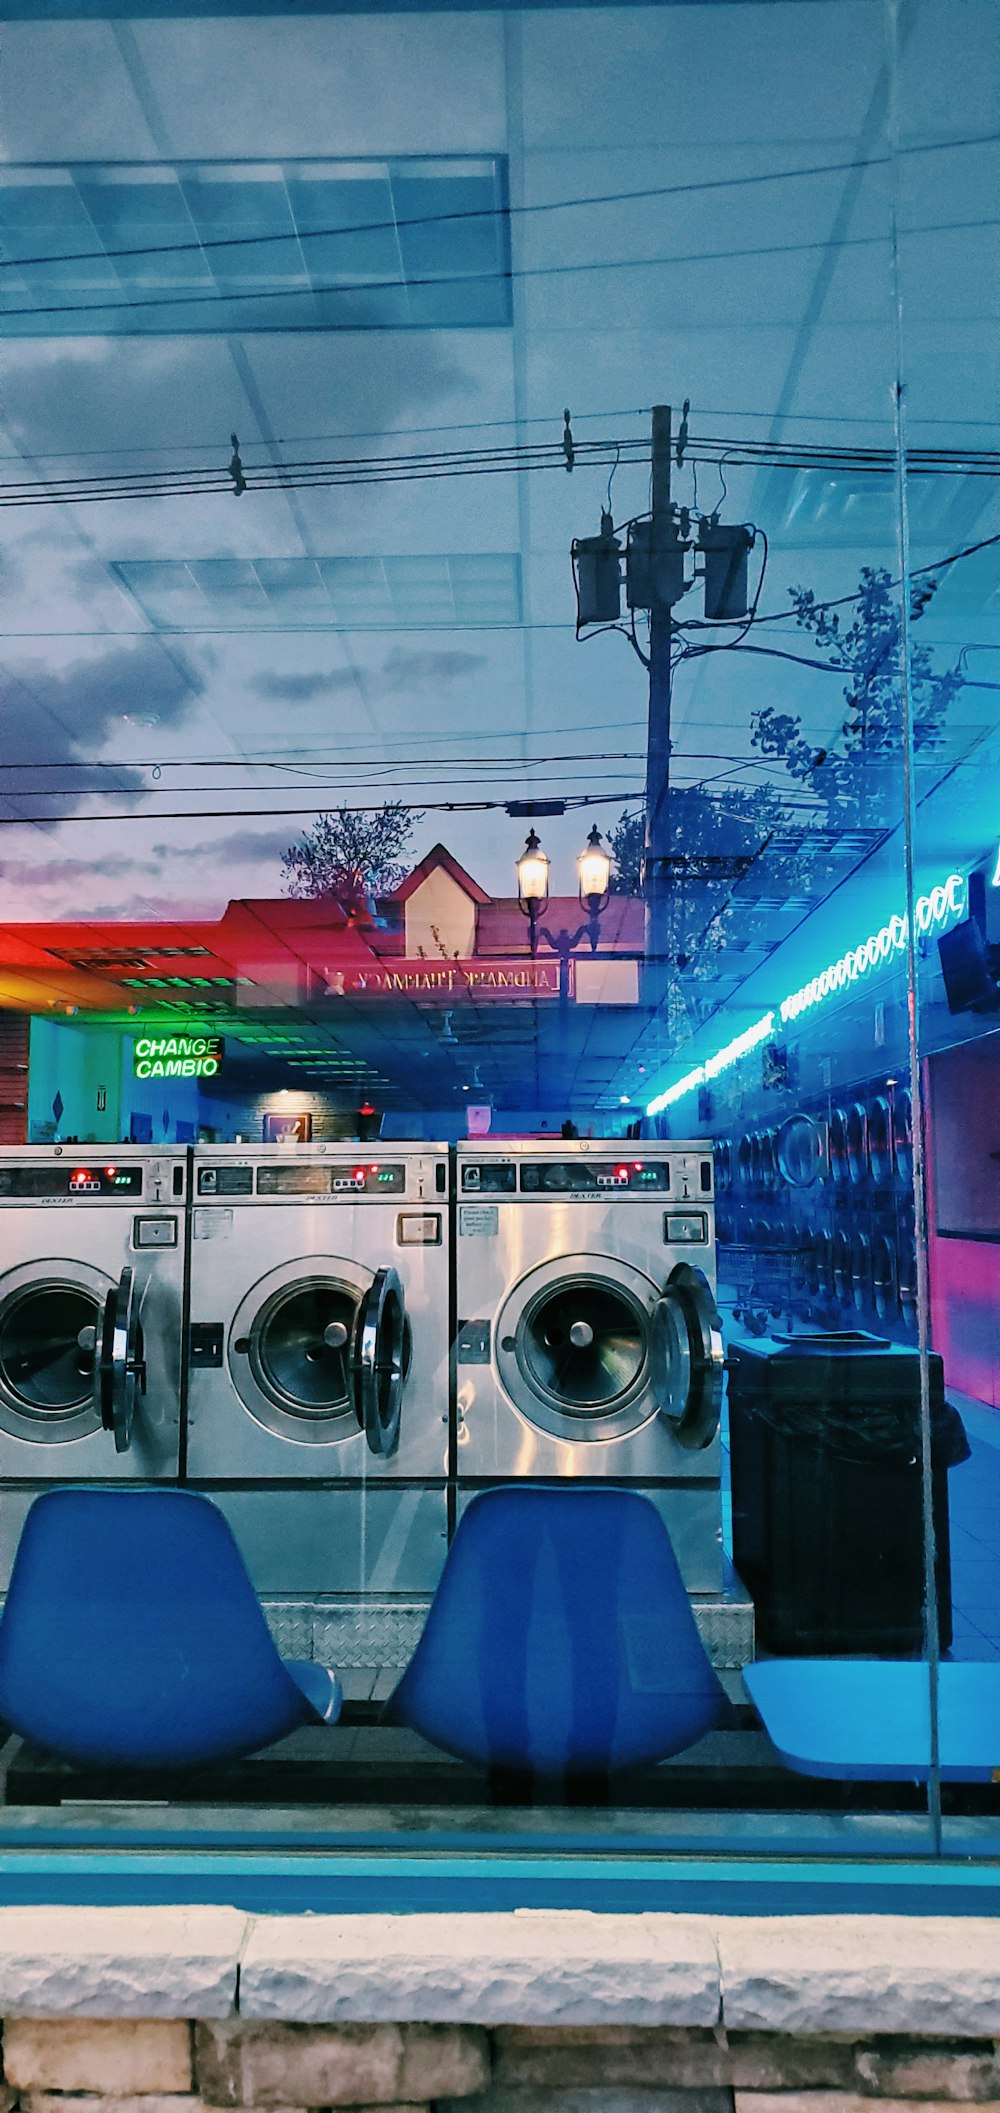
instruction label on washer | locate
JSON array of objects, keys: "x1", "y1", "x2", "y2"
[
  {"x1": 459, "y1": 1203, "x2": 498, "y2": 1237},
  {"x1": 193, "y1": 1207, "x2": 233, "y2": 1239}
]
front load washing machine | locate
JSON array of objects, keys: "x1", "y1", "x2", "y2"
[
  {"x1": 453, "y1": 1138, "x2": 725, "y2": 1592},
  {"x1": 0, "y1": 1144, "x2": 187, "y2": 1585},
  {"x1": 185, "y1": 1143, "x2": 451, "y2": 1659}
]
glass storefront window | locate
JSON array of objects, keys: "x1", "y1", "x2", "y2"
[{"x1": 0, "y1": 0, "x2": 995, "y2": 1890}]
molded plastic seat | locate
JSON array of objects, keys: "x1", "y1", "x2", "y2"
[
  {"x1": 0, "y1": 1488, "x2": 342, "y2": 1769},
  {"x1": 745, "y1": 1658, "x2": 1000, "y2": 1782},
  {"x1": 385, "y1": 1485, "x2": 729, "y2": 1781}
]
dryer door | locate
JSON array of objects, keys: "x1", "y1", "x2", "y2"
[
  {"x1": 97, "y1": 1265, "x2": 146, "y2": 1454},
  {"x1": 649, "y1": 1263, "x2": 724, "y2": 1452},
  {"x1": 351, "y1": 1265, "x2": 406, "y2": 1459}
]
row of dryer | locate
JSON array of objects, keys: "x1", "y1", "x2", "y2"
[{"x1": 0, "y1": 1139, "x2": 726, "y2": 1621}]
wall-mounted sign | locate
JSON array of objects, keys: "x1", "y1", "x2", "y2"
[
  {"x1": 263, "y1": 1110, "x2": 312, "y2": 1143},
  {"x1": 133, "y1": 1033, "x2": 224, "y2": 1080},
  {"x1": 321, "y1": 958, "x2": 561, "y2": 1000}
]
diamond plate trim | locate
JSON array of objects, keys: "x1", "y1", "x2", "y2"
[{"x1": 261, "y1": 1594, "x2": 754, "y2": 1671}]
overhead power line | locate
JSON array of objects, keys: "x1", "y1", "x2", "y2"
[{"x1": 0, "y1": 431, "x2": 996, "y2": 510}]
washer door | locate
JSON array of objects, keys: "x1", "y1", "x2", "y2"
[
  {"x1": 893, "y1": 1089, "x2": 914, "y2": 1183},
  {"x1": 649, "y1": 1263, "x2": 724, "y2": 1451},
  {"x1": 872, "y1": 1233, "x2": 899, "y2": 1321},
  {"x1": 351, "y1": 1265, "x2": 405, "y2": 1460},
  {"x1": 97, "y1": 1265, "x2": 146, "y2": 1454},
  {"x1": 868, "y1": 1096, "x2": 894, "y2": 1186},
  {"x1": 0, "y1": 1260, "x2": 111, "y2": 1445}
]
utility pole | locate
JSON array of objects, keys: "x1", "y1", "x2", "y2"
[{"x1": 645, "y1": 404, "x2": 673, "y2": 1002}]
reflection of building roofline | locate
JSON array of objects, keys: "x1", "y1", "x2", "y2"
[{"x1": 391, "y1": 842, "x2": 492, "y2": 907}]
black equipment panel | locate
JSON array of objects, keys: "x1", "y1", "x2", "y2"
[
  {"x1": 0, "y1": 1163, "x2": 142, "y2": 1200},
  {"x1": 197, "y1": 1165, "x2": 253, "y2": 1196},
  {"x1": 520, "y1": 1159, "x2": 672, "y2": 1194},
  {"x1": 255, "y1": 1162, "x2": 405, "y2": 1197},
  {"x1": 460, "y1": 1162, "x2": 517, "y2": 1194}
]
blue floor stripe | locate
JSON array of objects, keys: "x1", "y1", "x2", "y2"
[{"x1": 0, "y1": 1849, "x2": 999, "y2": 1914}]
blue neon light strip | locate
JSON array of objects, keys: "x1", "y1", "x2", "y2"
[{"x1": 646, "y1": 859, "x2": 985, "y2": 1118}]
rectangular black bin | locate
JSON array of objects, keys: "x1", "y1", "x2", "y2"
[{"x1": 728, "y1": 1332, "x2": 955, "y2": 1656}]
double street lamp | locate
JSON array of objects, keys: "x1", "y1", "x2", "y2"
[{"x1": 516, "y1": 824, "x2": 612, "y2": 990}]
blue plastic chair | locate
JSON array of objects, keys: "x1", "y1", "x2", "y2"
[
  {"x1": 385, "y1": 1485, "x2": 729, "y2": 1783},
  {"x1": 0, "y1": 1488, "x2": 342, "y2": 1769}
]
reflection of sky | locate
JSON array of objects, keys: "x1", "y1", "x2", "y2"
[{"x1": 0, "y1": 1, "x2": 995, "y2": 954}]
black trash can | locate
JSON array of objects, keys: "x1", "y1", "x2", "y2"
[{"x1": 728, "y1": 1331, "x2": 968, "y2": 1656}]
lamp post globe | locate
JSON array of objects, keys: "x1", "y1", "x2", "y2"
[{"x1": 578, "y1": 824, "x2": 611, "y2": 919}]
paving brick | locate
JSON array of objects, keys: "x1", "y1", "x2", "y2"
[
  {"x1": 193, "y1": 2020, "x2": 486, "y2": 2106},
  {"x1": 728, "y1": 2040, "x2": 858, "y2": 2091},
  {"x1": 439, "y1": 2092, "x2": 735, "y2": 2113},
  {"x1": 853, "y1": 2046, "x2": 1000, "y2": 2100},
  {"x1": 24, "y1": 2096, "x2": 207, "y2": 2113},
  {"x1": 734, "y1": 2096, "x2": 1000, "y2": 2113},
  {"x1": 4, "y1": 2019, "x2": 192, "y2": 2094},
  {"x1": 493, "y1": 2026, "x2": 730, "y2": 2088}
]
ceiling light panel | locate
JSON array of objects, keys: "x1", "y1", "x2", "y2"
[
  {"x1": 113, "y1": 552, "x2": 522, "y2": 629},
  {"x1": 0, "y1": 157, "x2": 510, "y2": 333}
]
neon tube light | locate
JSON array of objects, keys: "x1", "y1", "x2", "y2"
[
  {"x1": 646, "y1": 1012, "x2": 774, "y2": 1116},
  {"x1": 644, "y1": 860, "x2": 977, "y2": 1118},
  {"x1": 778, "y1": 872, "x2": 965, "y2": 1026}
]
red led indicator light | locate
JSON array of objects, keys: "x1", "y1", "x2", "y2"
[
  {"x1": 105, "y1": 1166, "x2": 117, "y2": 1178},
  {"x1": 369, "y1": 1163, "x2": 379, "y2": 1173}
]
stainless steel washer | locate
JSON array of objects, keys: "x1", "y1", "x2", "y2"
[
  {"x1": 454, "y1": 1139, "x2": 724, "y2": 1591},
  {"x1": 185, "y1": 1144, "x2": 451, "y2": 1617},
  {"x1": 0, "y1": 1145, "x2": 186, "y2": 1586}
]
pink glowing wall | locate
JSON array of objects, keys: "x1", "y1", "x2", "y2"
[{"x1": 926, "y1": 1036, "x2": 1000, "y2": 1408}]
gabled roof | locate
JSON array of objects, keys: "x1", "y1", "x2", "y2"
[{"x1": 392, "y1": 842, "x2": 492, "y2": 907}]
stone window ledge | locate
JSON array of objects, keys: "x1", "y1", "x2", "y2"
[{"x1": 0, "y1": 1910, "x2": 998, "y2": 2037}]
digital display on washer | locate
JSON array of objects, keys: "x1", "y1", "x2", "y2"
[
  {"x1": 0, "y1": 1163, "x2": 142, "y2": 1199},
  {"x1": 255, "y1": 1162, "x2": 405, "y2": 1196},
  {"x1": 519, "y1": 1160, "x2": 671, "y2": 1193}
]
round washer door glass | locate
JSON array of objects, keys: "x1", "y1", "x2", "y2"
[
  {"x1": 0, "y1": 1264, "x2": 110, "y2": 1443},
  {"x1": 232, "y1": 1263, "x2": 370, "y2": 1443},
  {"x1": 496, "y1": 1255, "x2": 657, "y2": 1444}
]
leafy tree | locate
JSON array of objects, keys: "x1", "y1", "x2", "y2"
[
  {"x1": 751, "y1": 565, "x2": 961, "y2": 835},
  {"x1": 608, "y1": 808, "x2": 644, "y2": 894},
  {"x1": 608, "y1": 564, "x2": 964, "y2": 1034},
  {"x1": 281, "y1": 803, "x2": 421, "y2": 903}
]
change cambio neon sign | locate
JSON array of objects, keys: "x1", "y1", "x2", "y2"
[
  {"x1": 133, "y1": 1033, "x2": 224, "y2": 1081},
  {"x1": 645, "y1": 861, "x2": 981, "y2": 1117}
]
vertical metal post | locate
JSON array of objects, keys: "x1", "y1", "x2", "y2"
[{"x1": 644, "y1": 405, "x2": 673, "y2": 1001}]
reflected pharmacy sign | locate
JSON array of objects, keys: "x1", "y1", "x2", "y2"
[
  {"x1": 321, "y1": 958, "x2": 561, "y2": 999},
  {"x1": 134, "y1": 1033, "x2": 224, "y2": 1080},
  {"x1": 646, "y1": 849, "x2": 997, "y2": 1117}
]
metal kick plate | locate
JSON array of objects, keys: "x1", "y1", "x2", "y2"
[{"x1": 456, "y1": 1319, "x2": 492, "y2": 1364}]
